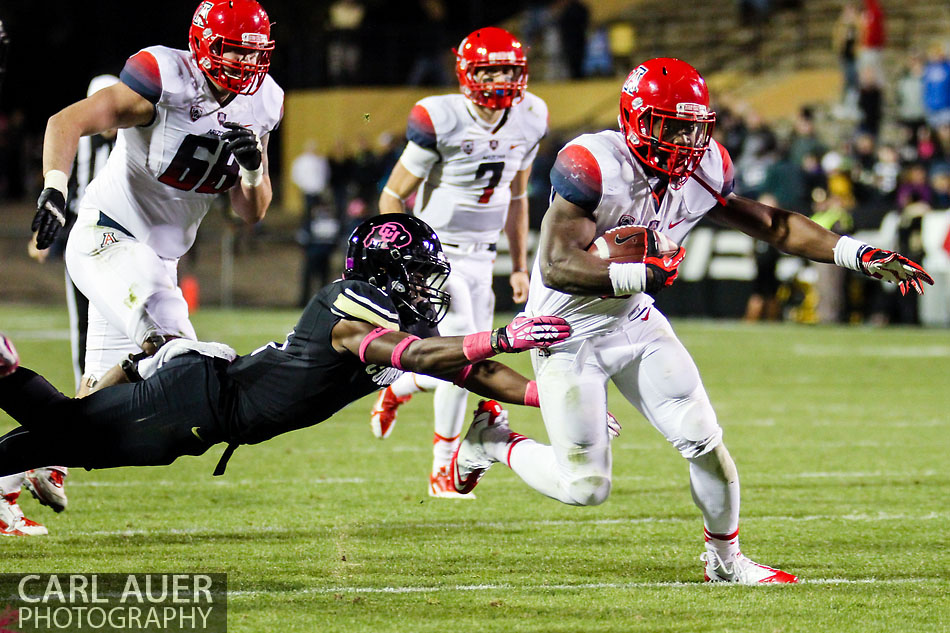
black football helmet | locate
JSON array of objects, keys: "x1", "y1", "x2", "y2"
[{"x1": 344, "y1": 215, "x2": 451, "y2": 328}]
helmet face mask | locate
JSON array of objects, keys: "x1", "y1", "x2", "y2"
[
  {"x1": 455, "y1": 27, "x2": 527, "y2": 110},
  {"x1": 344, "y1": 217, "x2": 451, "y2": 328},
  {"x1": 189, "y1": 0, "x2": 274, "y2": 96},
  {"x1": 619, "y1": 58, "x2": 716, "y2": 187}
]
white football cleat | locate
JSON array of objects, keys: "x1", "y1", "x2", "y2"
[
  {"x1": 451, "y1": 400, "x2": 514, "y2": 495},
  {"x1": 370, "y1": 386, "x2": 411, "y2": 439},
  {"x1": 428, "y1": 466, "x2": 475, "y2": 499},
  {"x1": 701, "y1": 550, "x2": 798, "y2": 584},
  {"x1": 25, "y1": 467, "x2": 68, "y2": 513},
  {"x1": 0, "y1": 333, "x2": 19, "y2": 378},
  {"x1": 0, "y1": 492, "x2": 48, "y2": 536}
]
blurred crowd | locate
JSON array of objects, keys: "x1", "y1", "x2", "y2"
[{"x1": 712, "y1": 37, "x2": 950, "y2": 326}]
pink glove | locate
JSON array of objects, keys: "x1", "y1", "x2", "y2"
[
  {"x1": 495, "y1": 316, "x2": 571, "y2": 352},
  {"x1": 463, "y1": 316, "x2": 572, "y2": 362},
  {"x1": 0, "y1": 334, "x2": 19, "y2": 378}
]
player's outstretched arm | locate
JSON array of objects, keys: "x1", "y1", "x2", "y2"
[
  {"x1": 332, "y1": 316, "x2": 570, "y2": 378},
  {"x1": 34, "y1": 83, "x2": 154, "y2": 249},
  {"x1": 711, "y1": 194, "x2": 933, "y2": 295}
]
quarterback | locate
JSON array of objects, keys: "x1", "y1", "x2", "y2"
[
  {"x1": 371, "y1": 27, "x2": 549, "y2": 498},
  {"x1": 21, "y1": 0, "x2": 283, "y2": 527},
  {"x1": 450, "y1": 59, "x2": 933, "y2": 583},
  {"x1": 0, "y1": 216, "x2": 570, "y2": 499}
]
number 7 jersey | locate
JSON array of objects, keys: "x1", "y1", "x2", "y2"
[
  {"x1": 402, "y1": 92, "x2": 548, "y2": 245},
  {"x1": 81, "y1": 46, "x2": 284, "y2": 259}
]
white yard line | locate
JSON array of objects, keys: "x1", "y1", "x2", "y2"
[
  {"x1": 61, "y1": 511, "x2": 947, "y2": 538},
  {"x1": 227, "y1": 576, "x2": 943, "y2": 598}
]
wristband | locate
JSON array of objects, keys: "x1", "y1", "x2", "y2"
[
  {"x1": 453, "y1": 364, "x2": 474, "y2": 387},
  {"x1": 833, "y1": 235, "x2": 867, "y2": 271},
  {"x1": 240, "y1": 165, "x2": 265, "y2": 187},
  {"x1": 607, "y1": 262, "x2": 647, "y2": 296},
  {"x1": 524, "y1": 381, "x2": 540, "y2": 408},
  {"x1": 382, "y1": 186, "x2": 405, "y2": 202},
  {"x1": 390, "y1": 335, "x2": 420, "y2": 370},
  {"x1": 510, "y1": 191, "x2": 527, "y2": 200},
  {"x1": 463, "y1": 331, "x2": 496, "y2": 362},
  {"x1": 44, "y1": 169, "x2": 69, "y2": 196},
  {"x1": 358, "y1": 327, "x2": 393, "y2": 363}
]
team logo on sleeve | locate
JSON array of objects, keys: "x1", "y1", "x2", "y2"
[
  {"x1": 364, "y1": 222, "x2": 413, "y2": 248},
  {"x1": 461, "y1": 140, "x2": 474, "y2": 154},
  {"x1": 190, "y1": 104, "x2": 204, "y2": 121},
  {"x1": 100, "y1": 231, "x2": 118, "y2": 247}
]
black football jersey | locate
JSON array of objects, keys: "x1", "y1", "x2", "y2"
[{"x1": 224, "y1": 280, "x2": 415, "y2": 445}]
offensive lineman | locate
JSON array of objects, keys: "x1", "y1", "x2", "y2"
[
  {"x1": 21, "y1": 0, "x2": 283, "y2": 529},
  {"x1": 0, "y1": 216, "x2": 570, "y2": 500},
  {"x1": 370, "y1": 27, "x2": 548, "y2": 498},
  {"x1": 449, "y1": 59, "x2": 933, "y2": 583}
]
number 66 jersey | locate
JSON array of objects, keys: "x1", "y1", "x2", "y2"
[{"x1": 80, "y1": 45, "x2": 284, "y2": 260}]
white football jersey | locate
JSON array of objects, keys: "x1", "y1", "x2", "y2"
[
  {"x1": 526, "y1": 130, "x2": 735, "y2": 342},
  {"x1": 80, "y1": 46, "x2": 284, "y2": 259},
  {"x1": 399, "y1": 92, "x2": 548, "y2": 245}
]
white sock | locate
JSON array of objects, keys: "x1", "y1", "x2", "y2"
[
  {"x1": 431, "y1": 382, "x2": 469, "y2": 471},
  {"x1": 390, "y1": 372, "x2": 442, "y2": 398},
  {"x1": 0, "y1": 473, "x2": 25, "y2": 496},
  {"x1": 689, "y1": 448, "x2": 740, "y2": 559}
]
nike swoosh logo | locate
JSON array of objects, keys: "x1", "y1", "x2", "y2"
[
  {"x1": 510, "y1": 144, "x2": 521, "y2": 149},
  {"x1": 614, "y1": 233, "x2": 638, "y2": 245},
  {"x1": 668, "y1": 219, "x2": 686, "y2": 229},
  {"x1": 191, "y1": 427, "x2": 204, "y2": 441}
]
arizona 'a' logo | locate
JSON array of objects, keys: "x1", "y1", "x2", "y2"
[
  {"x1": 461, "y1": 140, "x2": 474, "y2": 155},
  {"x1": 100, "y1": 232, "x2": 118, "y2": 247},
  {"x1": 364, "y1": 222, "x2": 413, "y2": 248}
]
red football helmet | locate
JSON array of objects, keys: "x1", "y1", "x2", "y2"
[
  {"x1": 189, "y1": 0, "x2": 275, "y2": 96},
  {"x1": 454, "y1": 27, "x2": 527, "y2": 110},
  {"x1": 619, "y1": 58, "x2": 716, "y2": 187}
]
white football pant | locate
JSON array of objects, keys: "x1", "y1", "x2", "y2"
[
  {"x1": 508, "y1": 308, "x2": 740, "y2": 535},
  {"x1": 390, "y1": 247, "x2": 496, "y2": 471},
  {"x1": 65, "y1": 207, "x2": 197, "y2": 382}
]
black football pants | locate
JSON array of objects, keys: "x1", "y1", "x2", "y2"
[{"x1": 0, "y1": 355, "x2": 227, "y2": 476}]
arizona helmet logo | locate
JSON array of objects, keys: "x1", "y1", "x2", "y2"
[
  {"x1": 364, "y1": 222, "x2": 413, "y2": 248},
  {"x1": 193, "y1": 1, "x2": 213, "y2": 27},
  {"x1": 622, "y1": 65, "x2": 648, "y2": 96}
]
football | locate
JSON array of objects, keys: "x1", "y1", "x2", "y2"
[{"x1": 587, "y1": 225, "x2": 680, "y2": 263}]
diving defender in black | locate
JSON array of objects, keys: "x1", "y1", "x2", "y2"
[{"x1": 0, "y1": 279, "x2": 566, "y2": 476}]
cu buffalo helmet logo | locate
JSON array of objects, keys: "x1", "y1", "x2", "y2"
[{"x1": 364, "y1": 222, "x2": 413, "y2": 249}]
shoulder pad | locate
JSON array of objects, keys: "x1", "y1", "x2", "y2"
[
  {"x1": 328, "y1": 280, "x2": 401, "y2": 330},
  {"x1": 120, "y1": 47, "x2": 164, "y2": 105},
  {"x1": 695, "y1": 138, "x2": 735, "y2": 198},
  {"x1": 249, "y1": 75, "x2": 285, "y2": 136},
  {"x1": 514, "y1": 92, "x2": 549, "y2": 143},
  {"x1": 550, "y1": 134, "x2": 618, "y2": 213}
]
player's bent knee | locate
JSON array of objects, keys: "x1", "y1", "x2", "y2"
[
  {"x1": 129, "y1": 288, "x2": 194, "y2": 348},
  {"x1": 674, "y1": 400, "x2": 722, "y2": 459},
  {"x1": 566, "y1": 474, "x2": 611, "y2": 506}
]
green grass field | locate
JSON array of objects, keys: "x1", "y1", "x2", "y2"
[{"x1": 1, "y1": 304, "x2": 948, "y2": 633}]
